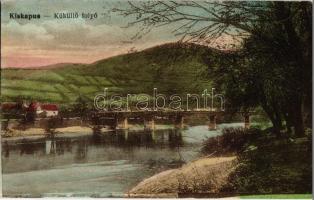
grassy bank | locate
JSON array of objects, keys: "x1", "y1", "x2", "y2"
[{"x1": 202, "y1": 127, "x2": 312, "y2": 196}]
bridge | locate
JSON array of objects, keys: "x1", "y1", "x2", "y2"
[{"x1": 88, "y1": 110, "x2": 252, "y2": 131}]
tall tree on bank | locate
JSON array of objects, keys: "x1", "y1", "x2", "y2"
[{"x1": 114, "y1": 1, "x2": 312, "y2": 136}]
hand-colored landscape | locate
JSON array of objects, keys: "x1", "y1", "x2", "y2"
[{"x1": 1, "y1": 0, "x2": 312, "y2": 198}]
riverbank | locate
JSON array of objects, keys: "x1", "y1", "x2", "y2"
[
  {"x1": 126, "y1": 156, "x2": 237, "y2": 198},
  {"x1": 126, "y1": 127, "x2": 312, "y2": 198}
]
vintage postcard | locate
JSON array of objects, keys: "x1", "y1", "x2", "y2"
[{"x1": 0, "y1": 0, "x2": 312, "y2": 198}]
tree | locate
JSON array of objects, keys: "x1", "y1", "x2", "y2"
[
  {"x1": 73, "y1": 95, "x2": 89, "y2": 119},
  {"x1": 113, "y1": 1, "x2": 312, "y2": 137}
]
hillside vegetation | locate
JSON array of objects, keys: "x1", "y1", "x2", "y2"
[{"x1": 1, "y1": 43, "x2": 220, "y2": 105}]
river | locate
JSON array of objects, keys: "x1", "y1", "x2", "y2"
[{"x1": 1, "y1": 123, "x2": 243, "y2": 197}]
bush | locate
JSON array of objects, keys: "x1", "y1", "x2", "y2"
[
  {"x1": 221, "y1": 135, "x2": 312, "y2": 194},
  {"x1": 202, "y1": 127, "x2": 311, "y2": 195},
  {"x1": 202, "y1": 127, "x2": 262, "y2": 155}
]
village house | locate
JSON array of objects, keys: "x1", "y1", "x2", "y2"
[{"x1": 28, "y1": 102, "x2": 59, "y2": 117}]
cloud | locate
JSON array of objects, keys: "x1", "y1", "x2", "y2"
[
  {"x1": 41, "y1": 18, "x2": 129, "y2": 47},
  {"x1": 2, "y1": 18, "x2": 129, "y2": 48},
  {"x1": 2, "y1": 20, "x2": 54, "y2": 46},
  {"x1": 0, "y1": 0, "x2": 184, "y2": 67}
]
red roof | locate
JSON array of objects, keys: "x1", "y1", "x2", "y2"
[
  {"x1": 41, "y1": 104, "x2": 58, "y2": 111},
  {"x1": 27, "y1": 102, "x2": 58, "y2": 111}
]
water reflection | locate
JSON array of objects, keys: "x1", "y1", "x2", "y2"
[
  {"x1": 1, "y1": 125, "x2": 229, "y2": 197},
  {"x1": 74, "y1": 139, "x2": 88, "y2": 162},
  {"x1": 2, "y1": 129, "x2": 185, "y2": 172},
  {"x1": 89, "y1": 129, "x2": 184, "y2": 149},
  {"x1": 20, "y1": 139, "x2": 45, "y2": 155},
  {"x1": 3, "y1": 141, "x2": 10, "y2": 158}
]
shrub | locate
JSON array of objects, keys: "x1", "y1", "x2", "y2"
[
  {"x1": 221, "y1": 135, "x2": 312, "y2": 194},
  {"x1": 202, "y1": 127, "x2": 262, "y2": 155}
]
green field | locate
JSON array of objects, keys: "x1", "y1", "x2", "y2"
[{"x1": 1, "y1": 43, "x2": 217, "y2": 104}]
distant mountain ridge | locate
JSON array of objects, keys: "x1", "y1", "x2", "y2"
[
  {"x1": 30, "y1": 63, "x2": 84, "y2": 69},
  {"x1": 1, "y1": 42, "x2": 225, "y2": 104}
]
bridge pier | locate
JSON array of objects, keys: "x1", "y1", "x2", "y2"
[
  {"x1": 174, "y1": 115, "x2": 185, "y2": 129},
  {"x1": 116, "y1": 116, "x2": 129, "y2": 129},
  {"x1": 92, "y1": 110, "x2": 250, "y2": 132},
  {"x1": 144, "y1": 116, "x2": 155, "y2": 131},
  {"x1": 244, "y1": 115, "x2": 250, "y2": 129},
  {"x1": 208, "y1": 114, "x2": 217, "y2": 130}
]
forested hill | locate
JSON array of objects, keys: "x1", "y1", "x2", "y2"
[{"x1": 1, "y1": 43, "x2": 224, "y2": 104}]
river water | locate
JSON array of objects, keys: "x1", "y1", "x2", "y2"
[{"x1": 1, "y1": 123, "x2": 243, "y2": 197}]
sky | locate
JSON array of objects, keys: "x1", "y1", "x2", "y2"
[{"x1": 1, "y1": 0, "x2": 237, "y2": 68}]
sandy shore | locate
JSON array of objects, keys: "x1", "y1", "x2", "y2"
[{"x1": 126, "y1": 156, "x2": 237, "y2": 198}]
